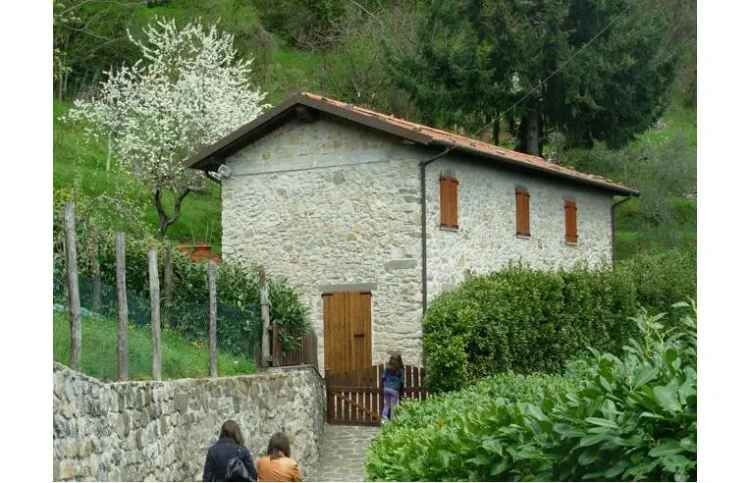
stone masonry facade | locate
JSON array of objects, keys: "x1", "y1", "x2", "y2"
[
  {"x1": 53, "y1": 363, "x2": 325, "y2": 482},
  {"x1": 222, "y1": 117, "x2": 427, "y2": 369},
  {"x1": 221, "y1": 115, "x2": 613, "y2": 370},
  {"x1": 425, "y1": 155, "x2": 613, "y2": 298}
]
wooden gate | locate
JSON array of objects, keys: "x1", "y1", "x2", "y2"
[{"x1": 326, "y1": 364, "x2": 429, "y2": 426}]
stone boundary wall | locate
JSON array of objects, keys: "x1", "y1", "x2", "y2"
[{"x1": 53, "y1": 363, "x2": 325, "y2": 481}]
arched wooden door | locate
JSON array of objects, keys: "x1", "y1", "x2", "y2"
[{"x1": 322, "y1": 291, "x2": 372, "y2": 372}]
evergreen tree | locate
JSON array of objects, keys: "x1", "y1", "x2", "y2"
[{"x1": 388, "y1": 0, "x2": 678, "y2": 155}]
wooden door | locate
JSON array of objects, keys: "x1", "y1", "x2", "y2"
[{"x1": 323, "y1": 292, "x2": 372, "y2": 372}]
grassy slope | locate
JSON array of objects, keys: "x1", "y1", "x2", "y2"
[
  {"x1": 53, "y1": 309, "x2": 254, "y2": 381},
  {"x1": 614, "y1": 101, "x2": 697, "y2": 260},
  {"x1": 54, "y1": 100, "x2": 225, "y2": 249}
]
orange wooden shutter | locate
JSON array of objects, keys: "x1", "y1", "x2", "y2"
[
  {"x1": 516, "y1": 188, "x2": 530, "y2": 236},
  {"x1": 565, "y1": 200, "x2": 578, "y2": 243},
  {"x1": 440, "y1": 176, "x2": 459, "y2": 228}
]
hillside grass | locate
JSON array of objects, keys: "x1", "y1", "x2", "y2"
[
  {"x1": 615, "y1": 196, "x2": 696, "y2": 261},
  {"x1": 53, "y1": 309, "x2": 254, "y2": 381},
  {"x1": 53, "y1": 100, "x2": 223, "y2": 250},
  {"x1": 612, "y1": 99, "x2": 697, "y2": 260}
]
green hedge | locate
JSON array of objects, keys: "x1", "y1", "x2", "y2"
[
  {"x1": 367, "y1": 305, "x2": 697, "y2": 481},
  {"x1": 53, "y1": 201, "x2": 310, "y2": 358},
  {"x1": 424, "y1": 250, "x2": 696, "y2": 392}
]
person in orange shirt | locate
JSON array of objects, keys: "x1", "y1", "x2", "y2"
[{"x1": 256, "y1": 433, "x2": 302, "y2": 482}]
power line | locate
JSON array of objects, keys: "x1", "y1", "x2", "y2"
[
  {"x1": 490, "y1": 3, "x2": 633, "y2": 129},
  {"x1": 437, "y1": 1, "x2": 636, "y2": 155}
]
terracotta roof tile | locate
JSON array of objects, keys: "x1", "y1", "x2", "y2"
[
  {"x1": 299, "y1": 92, "x2": 637, "y2": 195},
  {"x1": 186, "y1": 91, "x2": 638, "y2": 196}
]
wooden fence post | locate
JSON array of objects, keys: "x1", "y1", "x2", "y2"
[
  {"x1": 208, "y1": 260, "x2": 218, "y2": 378},
  {"x1": 148, "y1": 246, "x2": 161, "y2": 380},
  {"x1": 90, "y1": 226, "x2": 102, "y2": 314},
  {"x1": 163, "y1": 244, "x2": 175, "y2": 328},
  {"x1": 115, "y1": 232, "x2": 128, "y2": 381},
  {"x1": 271, "y1": 322, "x2": 281, "y2": 367},
  {"x1": 259, "y1": 268, "x2": 270, "y2": 368},
  {"x1": 303, "y1": 332, "x2": 318, "y2": 369},
  {"x1": 64, "y1": 202, "x2": 82, "y2": 370}
]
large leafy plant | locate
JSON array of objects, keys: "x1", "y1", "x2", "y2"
[{"x1": 367, "y1": 303, "x2": 697, "y2": 481}]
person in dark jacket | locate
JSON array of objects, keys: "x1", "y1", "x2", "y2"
[{"x1": 203, "y1": 420, "x2": 257, "y2": 482}]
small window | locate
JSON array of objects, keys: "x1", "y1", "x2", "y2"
[
  {"x1": 515, "y1": 188, "x2": 530, "y2": 237},
  {"x1": 565, "y1": 200, "x2": 578, "y2": 244},
  {"x1": 440, "y1": 176, "x2": 459, "y2": 228}
]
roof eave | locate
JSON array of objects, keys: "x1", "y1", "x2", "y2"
[
  {"x1": 184, "y1": 93, "x2": 433, "y2": 171},
  {"x1": 432, "y1": 140, "x2": 639, "y2": 196}
]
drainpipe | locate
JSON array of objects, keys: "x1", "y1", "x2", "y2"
[
  {"x1": 611, "y1": 195, "x2": 635, "y2": 265},
  {"x1": 420, "y1": 147, "x2": 453, "y2": 316}
]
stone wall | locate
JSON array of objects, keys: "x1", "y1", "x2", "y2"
[
  {"x1": 424, "y1": 155, "x2": 613, "y2": 300},
  {"x1": 53, "y1": 363, "x2": 325, "y2": 482},
  {"x1": 222, "y1": 116, "x2": 426, "y2": 369}
]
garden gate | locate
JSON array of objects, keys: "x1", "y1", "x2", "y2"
[{"x1": 325, "y1": 364, "x2": 429, "y2": 425}]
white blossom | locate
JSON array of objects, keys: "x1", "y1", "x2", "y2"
[{"x1": 66, "y1": 18, "x2": 268, "y2": 235}]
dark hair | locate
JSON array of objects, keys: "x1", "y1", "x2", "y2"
[
  {"x1": 388, "y1": 353, "x2": 404, "y2": 372},
  {"x1": 267, "y1": 432, "x2": 291, "y2": 459},
  {"x1": 220, "y1": 420, "x2": 245, "y2": 447}
]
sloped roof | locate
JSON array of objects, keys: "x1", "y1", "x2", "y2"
[{"x1": 186, "y1": 92, "x2": 638, "y2": 196}]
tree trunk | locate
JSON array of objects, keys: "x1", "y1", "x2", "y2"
[
  {"x1": 492, "y1": 118, "x2": 500, "y2": 146},
  {"x1": 525, "y1": 105, "x2": 541, "y2": 156},
  {"x1": 153, "y1": 187, "x2": 192, "y2": 239}
]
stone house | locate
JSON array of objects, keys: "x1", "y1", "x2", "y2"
[{"x1": 187, "y1": 92, "x2": 638, "y2": 373}]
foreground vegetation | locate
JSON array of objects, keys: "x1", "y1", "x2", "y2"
[
  {"x1": 424, "y1": 250, "x2": 696, "y2": 392},
  {"x1": 53, "y1": 309, "x2": 254, "y2": 381},
  {"x1": 367, "y1": 304, "x2": 697, "y2": 481}
]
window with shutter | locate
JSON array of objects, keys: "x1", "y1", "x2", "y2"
[
  {"x1": 515, "y1": 188, "x2": 530, "y2": 237},
  {"x1": 565, "y1": 200, "x2": 578, "y2": 244},
  {"x1": 440, "y1": 176, "x2": 459, "y2": 229}
]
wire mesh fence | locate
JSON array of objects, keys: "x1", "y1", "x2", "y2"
[
  {"x1": 53, "y1": 268, "x2": 263, "y2": 363},
  {"x1": 53, "y1": 201, "x2": 315, "y2": 378}
]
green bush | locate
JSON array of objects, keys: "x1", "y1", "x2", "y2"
[
  {"x1": 424, "y1": 251, "x2": 696, "y2": 392},
  {"x1": 367, "y1": 304, "x2": 697, "y2": 481},
  {"x1": 53, "y1": 201, "x2": 310, "y2": 358}
]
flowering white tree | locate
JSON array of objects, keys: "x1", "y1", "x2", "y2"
[{"x1": 67, "y1": 18, "x2": 268, "y2": 238}]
